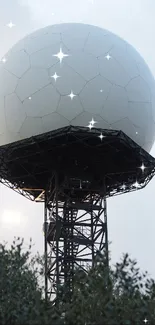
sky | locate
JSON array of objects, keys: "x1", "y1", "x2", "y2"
[{"x1": 0, "y1": 0, "x2": 155, "y2": 277}]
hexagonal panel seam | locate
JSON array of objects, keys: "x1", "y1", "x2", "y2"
[
  {"x1": 70, "y1": 111, "x2": 87, "y2": 125},
  {"x1": 4, "y1": 67, "x2": 20, "y2": 80},
  {"x1": 78, "y1": 74, "x2": 101, "y2": 96},
  {"x1": 51, "y1": 111, "x2": 70, "y2": 123},
  {"x1": 26, "y1": 36, "x2": 62, "y2": 55},
  {"x1": 61, "y1": 31, "x2": 91, "y2": 53},
  {"x1": 113, "y1": 56, "x2": 138, "y2": 83},
  {"x1": 101, "y1": 84, "x2": 114, "y2": 106},
  {"x1": 15, "y1": 75, "x2": 53, "y2": 103},
  {"x1": 5, "y1": 51, "x2": 31, "y2": 79},
  {"x1": 97, "y1": 46, "x2": 114, "y2": 60},
  {"x1": 64, "y1": 61, "x2": 89, "y2": 84},
  {"x1": 28, "y1": 43, "x2": 60, "y2": 59},
  {"x1": 56, "y1": 94, "x2": 82, "y2": 113},
  {"x1": 82, "y1": 31, "x2": 91, "y2": 52}
]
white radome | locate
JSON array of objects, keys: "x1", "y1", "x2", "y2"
[{"x1": 0, "y1": 23, "x2": 155, "y2": 152}]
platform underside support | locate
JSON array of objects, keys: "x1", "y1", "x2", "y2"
[
  {"x1": 0, "y1": 126, "x2": 154, "y2": 302},
  {"x1": 44, "y1": 172, "x2": 108, "y2": 302}
]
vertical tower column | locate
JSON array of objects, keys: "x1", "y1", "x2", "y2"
[
  {"x1": 44, "y1": 191, "x2": 48, "y2": 303},
  {"x1": 44, "y1": 174, "x2": 108, "y2": 302}
]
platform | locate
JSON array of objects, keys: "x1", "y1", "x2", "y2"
[{"x1": 0, "y1": 126, "x2": 154, "y2": 201}]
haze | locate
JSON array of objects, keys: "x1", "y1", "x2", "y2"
[{"x1": 0, "y1": 0, "x2": 155, "y2": 277}]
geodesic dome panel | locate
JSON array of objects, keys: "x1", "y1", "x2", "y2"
[{"x1": 0, "y1": 23, "x2": 155, "y2": 152}]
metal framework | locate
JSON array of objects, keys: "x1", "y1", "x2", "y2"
[
  {"x1": 0, "y1": 126, "x2": 155, "y2": 201},
  {"x1": 0, "y1": 126, "x2": 155, "y2": 301},
  {"x1": 44, "y1": 173, "x2": 108, "y2": 301}
]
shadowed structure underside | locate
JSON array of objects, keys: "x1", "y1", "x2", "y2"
[
  {"x1": 0, "y1": 125, "x2": 155, "y2": 301},
  {"x1": 0, "y1": 126, "x2": 154, "y2": 201}
]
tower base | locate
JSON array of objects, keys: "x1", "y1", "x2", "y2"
[
  {"x1": 0, "y1": 126, "x2": 155, "y2": 301},
  {"x1": 44, "y1": 172, "x2": 108, "y2": 301}
]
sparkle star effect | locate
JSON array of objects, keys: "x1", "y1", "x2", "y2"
[
  {"x1": 6, "y1": 21, "x2": 15, "y2": 28},
  {"x1": 136, "y1": 131, "x2": 138, "y2": 135},
  {"x1": 1, "y1": 57, "x2": 7, "y2": 63},
  {"x1": 87, "y1": 123, "x2": 93, "y2": 130},
  {"x1": 87, "y1": 118, "x2": 97, "y2": 130},
  {"x1": 28, "y1": 97, "x2": 32, "y2": 100},
  {"x1": 90, "y1": 118, "x2": 97, "y2": 126},
  {"x1": 105, "y1": 54, "x2": 112, "y2": 60},
  {"x1": 53, "y1": 47, "x2": 69, "y2": 63},
  {"x1": 68, "y1": 91, "x2": 76, "y2": 100},
  {"x1": 51, "y1": 72, "x2": 60, "y2": 82},
  {"x1": 140, "y1": 163, "x2": 146, "y2": 172},
  {"x1": 121, "y1": 184, "x2": 126, "y2": 190},
  {"x1": 100, "y1": 89, "x2": 104, "y2": 93},
  {"x1": 143, "y1": 319, "x2": 148, "y2": 324},
  {"x1": 99, "y1": 133, "x2": 105, "y2": 141},
  {"x1": 133, "y1": 181, "x2": 139, "y2": 189}
]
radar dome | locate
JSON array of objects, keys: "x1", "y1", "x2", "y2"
[{"x1": 0, "y1": 23, "x2": 155, "y2": 152}]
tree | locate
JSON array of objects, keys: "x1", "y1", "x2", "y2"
[
  {"x1": 1, "y1": 238, "x2": 155, "y2": 325},
  {"x1": 0, "y1": 237, "x2": 59, "y2": 325},
  {"x1": 63, "y1": 253, "x2": 155, "y2": 325}
]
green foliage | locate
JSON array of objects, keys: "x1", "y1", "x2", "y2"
[
  {"x1": 0, "y1": 238, "x2": 58, "y2": 325},
  {"x1": 0, "y1": 239, "x2": 155, "y2": 324},
  {"x1": 63, "y1": 253, "x2": 155, "y2": 325}
]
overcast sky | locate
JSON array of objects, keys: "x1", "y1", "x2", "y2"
[{"x1": 0, "y1": 0, "x2": 155, "y2": 277}]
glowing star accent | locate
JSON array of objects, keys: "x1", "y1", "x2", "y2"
[
  {"x1": 121, "y1": 184, "x2": 126, "y2": 190},
  {"x1": 99, "y1": 133, "x2": 105, "y2": 141},
  {"x1": 28, "y1": 97, "x2": 32, "y2": 100},
  {"x1": 89, "y1": 118, "x2": 97, "y2": 126},
  {"x1": 143, "y1": 319, "x2": 148, "y2": 324},
  {"x1": 1, "y1": 57, "x2": 7, "y2": 63},
  {"x1": 136, "y1": 131, "x2": 138, "y2": 135},
  {"x1": 68, "y1": 91, "x2": 76, "y2": 100},
  {"x1": 105, "y1": 54, "x2": 112, "y2": 60},
  {"x1": 133, "y1": 181, "x2": 139, "y2": 188},
  {"x1": 87, "y1": 123, "x2": 93, "y2": 130},
  {"x1": 6, "y1": 21, "x2": 15, "y2": 28},
  {"x1": 53, "y1": 47, "x2": 69, "y2": 63},
  {"x1": 140, "y1": 163, "x2": 146, "y2": 172},
  {"x1": 87, "y1": 118, "x2": 97, "y2": 130},
  {"x1": 100, "y1": 89, "x2": 104, "y2": 93},
  {"x1": 51, "y1": 72, "x2": 60, "y2": 82}
]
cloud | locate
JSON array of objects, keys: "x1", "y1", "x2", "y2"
[
  {"x1": 0, "y1": 0, "x2": 34, "y2": 57},
  {"x1": 1, "y1": 0, "x2": 155, "y2": 277}
]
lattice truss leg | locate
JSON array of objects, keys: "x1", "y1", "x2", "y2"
[{"x1": 44, "y1": 173, "x2": 108, "y2": 301}]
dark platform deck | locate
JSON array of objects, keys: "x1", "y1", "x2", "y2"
[{"x1": 0, "y1": 126, "x2": 154, "y2": 201}]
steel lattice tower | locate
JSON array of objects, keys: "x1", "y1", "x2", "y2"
[
  {"x1": 44, "y1": 173, "x2": 108, "y2": 300},
  {"x1": 0, "y1": 126, "x2": 155, "y2": 302}
]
